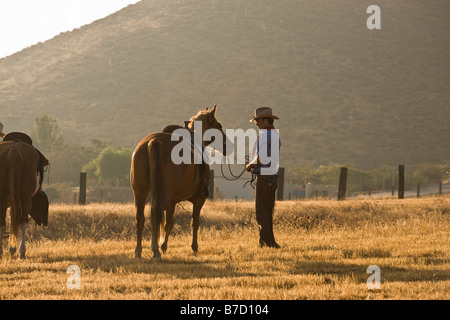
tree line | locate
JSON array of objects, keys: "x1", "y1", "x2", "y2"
[{"x1": 28, "y1": 115, "x2": 132, "y2": 201}]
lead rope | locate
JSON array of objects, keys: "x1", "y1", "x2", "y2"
[
  {"x1": 220, "y1": 155, "x2": 255, "y2": 189},
  {"x1": 243, "y1": 173, "x2": 256, "y2": 190}
]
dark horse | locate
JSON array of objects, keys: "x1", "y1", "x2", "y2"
[
  {"x1": 131, "y1": 105, "x2": 230, "y2": 258},
  {"x1": 0, "y1": 138, "x2": 49, "y2": 259}
]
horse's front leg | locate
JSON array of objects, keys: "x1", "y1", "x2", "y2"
[
  {"x1": 191, "y1": 198, "x2": 206, "y2": 253},
  {"x1": 19, "y1": 223, "x2": 28, "y2": 259}
]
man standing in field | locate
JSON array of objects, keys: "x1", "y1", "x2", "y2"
[{"x1": 246, "y1": 107, "x2": 281, "y2": 248}]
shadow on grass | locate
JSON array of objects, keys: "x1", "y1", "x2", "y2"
[
  {"x1": 36, "y1": 252, "x2": 270, "y2": 280},
  {"x1": 291, "y1": 260, "x2": 450, "y2": 283},
  {"x1": 32, "y1": 247, "x2": 450, "y2": 285}
]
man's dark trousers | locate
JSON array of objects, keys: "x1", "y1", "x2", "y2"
[{"x1": 255, "y1": 174, "x2": 279, "y2": 247}]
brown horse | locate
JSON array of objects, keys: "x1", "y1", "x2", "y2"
[
  {"x1": 0, "y1": 141, "x2": 48, "y2": 259},
  {"x1": 131, "y1": 105, "x2": 230, "y2": 258}
]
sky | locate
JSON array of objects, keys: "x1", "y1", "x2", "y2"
[{"x1": 0, "y1": 0, "x2": 141, "y2": 59}]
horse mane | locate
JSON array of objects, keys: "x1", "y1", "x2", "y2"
[
  {"x1": 189, "y1": 109, "x2": 209, "y2": 123},
  {"x1": 188, "y1": 106, "x2": 222, "y2": 130}
]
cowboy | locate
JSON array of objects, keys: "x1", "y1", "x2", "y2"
[
  {"x1": 246, "y1": 107, "x2": 281, "y2": 248},
  {"x1": 0, "y1": 122, "x2": 5, "y2": 139}
]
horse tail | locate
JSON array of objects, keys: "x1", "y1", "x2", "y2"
[
  {"x1": 7, "y1": 146, "x2": 22, "y2": 247},
  {"x1": 148, "y1": 139, "x2": 165, "y2": 245}
]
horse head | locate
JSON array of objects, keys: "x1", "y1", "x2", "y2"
[{"x1": 189, "y1": 105, "x2": 233, "y2": 157}]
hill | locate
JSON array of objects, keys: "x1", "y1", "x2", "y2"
[{"x1": 1, "y1": 0, "x2": 449, "y2": 169}]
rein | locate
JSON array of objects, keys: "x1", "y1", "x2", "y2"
[{"x1": 219, "y1": 155, "x2": 256, "y2": 189}]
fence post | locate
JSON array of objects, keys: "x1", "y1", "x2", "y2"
[
  {"x1": 79, "y1": 172, "x2": 87, "y2": 205},
  {"x1": 208, "y1": 170, "x2": 214, "y2": 200},
  {"x1": 439, "y1": 181, "x2": 442, "y2": 196},
  {"x1": 398, "y1": 165, "x2": 405, "y2": 199},
  {"x1": 277, "y1": 167, "x2": 285, "y2": 201},
  {"x1": 338, "y1": 167, "x2": 348, "y2": 200},
  {"x1": 417, "y1": 183, "x2": 420, "y2": 198},
  {"x1": 391, "y1": 170, "x2": 396, "y2": 196}
]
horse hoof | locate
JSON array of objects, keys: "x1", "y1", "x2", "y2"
[
  {"x1": 191, "y1": 244, "x2": 198, "y2": 253},
  {"x1": 153, "y1": 252, "x2": 161, "y2": 259},
  {"x1": 20, "y1": 253, "x2": 26, "y2": 259},
  {"x1": 9, "y1": 247, "x2": 16, "y2": 255},
  {"x1": 135, "y1": 248, "x2": 142, "y2": 258},
  {"x1": 161, "y1": 243, "x2": 167, "y2": 253}
]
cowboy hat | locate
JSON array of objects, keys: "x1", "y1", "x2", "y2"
[{"x1": 249, "y1": 107, "x2": 279, "y2": 122}]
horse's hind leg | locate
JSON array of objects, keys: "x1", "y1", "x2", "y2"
[
  {"x1": 134, "y1": 190, "x2": 148, "y2": 258},
  {"x1": 150, "y1": 205, "x2": 161, "y2": 259},
  {"x1": 19, "y1": 222, "x2": 28, "y2": 259},
  {"x1": 0, "y1": 202, "x2": 5, "y2": 258},
  {"x1": 18, "y1": 198, "x2": 31, "y2": 259},
  {"x1": 191, "y1": 198, "x2": 206, "y2": 253},
  {"x1": 0, "y1": 225, "x2": 4, "y2": 258},
  {"x1": 161, "y1": 203, "x2": 175, "y2": 253}
]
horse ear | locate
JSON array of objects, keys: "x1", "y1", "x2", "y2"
[
  {"x1": 210, "y1": 105, "x2": 217, "y2": 116},
  {"x1": 204, "y1": 107, "x2": 209, "y2": 111}
]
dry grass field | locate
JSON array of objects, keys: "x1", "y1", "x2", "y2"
[{"x1": 0, "y1": 197, "x2": 449, "y2": 300}]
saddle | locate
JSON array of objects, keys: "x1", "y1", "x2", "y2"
[
  {"x1": 162, "y1": 125, "x2": 210, "y2": 199},
  {"x1": 3, "y1": 132, "x2": 33, "y2": 144},
  {"x1": 3, "y1": 132, "x2": 49, "y2": 167}
]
